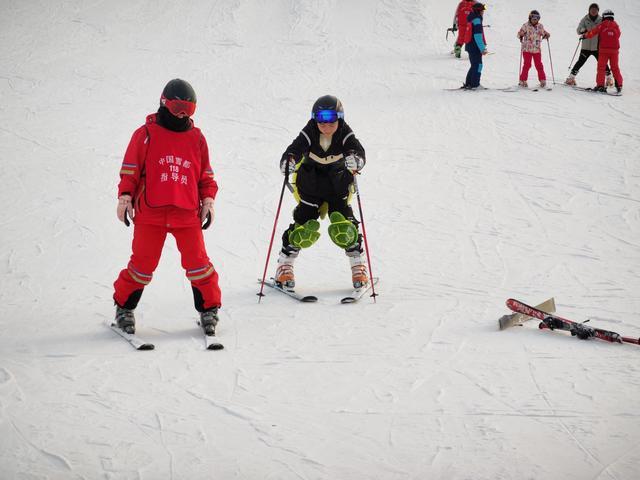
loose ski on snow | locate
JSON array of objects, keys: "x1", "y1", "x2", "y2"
[
  {"x1": 107, "y1": 321, "x2": 155, "y2": 350},
  {"x1": 498, "y1": 297, "x2": 555, "y2": 330},
  {"x1": 506, "y1": 298, "x2": 640, "y2": 345},
  {"x1": 341, "y1": 277, "x2": 379, "y2": 304},
  {"x1": 258, "y1": 278, "x2": 318, "y2": 302}
]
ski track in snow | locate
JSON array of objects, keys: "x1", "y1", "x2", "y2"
[{"x1": 1, "y1": 0, "x2": 640, "y2": 478}]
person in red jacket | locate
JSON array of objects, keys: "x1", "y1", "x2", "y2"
[
  {"x1": 113, "y1": 79, "x2": 222, "y2": 337},
  {"x1": 452, "y1": 0, "x2": 475, "y2": 58},
  {"x1": 583, "y1": 9, "x2": 623, "y2": 93}
]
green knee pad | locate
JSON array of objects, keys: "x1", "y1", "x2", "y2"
[
  {"x1": 289, "y1": 219, "x2": 321, "y2": 249},
  {"x1": 328, "y1": 212, "x2": 358, "y2": 248}
]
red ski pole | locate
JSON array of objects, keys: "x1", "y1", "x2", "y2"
[
  {"x1": 257, "y1": 161, "x2": 291, "y2": 302},
  {"x1": 353, "y1": 174, "x2": 378, "y2": 302}
]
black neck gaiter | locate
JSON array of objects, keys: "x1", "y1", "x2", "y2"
[{"x1": 157, "y1": 106, "x2": 192, "y2": 132}]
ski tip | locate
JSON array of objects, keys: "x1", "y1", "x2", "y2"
[
  {"x1": 137, "y1": 343, "x2": 155, "y2": 351},
  {"x1": 207, "y1": 343, "x2": 224, "y2": 350},
  {"x1": 340, "y1": 297, "x2": 356, "y2": 304},
  {"x1": 301, "y1": 296, "x2": 318, "y2": 303}
]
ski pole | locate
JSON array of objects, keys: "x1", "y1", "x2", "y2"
[
  {"x1": 352, "y1": 174, "x2": 378, "y2": 302},
  {"x1": 257, "y1": 161, "x2": 291, "y2": 302},
  {"x1": 546, "y1": 38, "x2": 556, "y2": 85},
  {"x1": 518, "y1": 46, "x2": 523, "y2": 83},
  {"x1": 568, "y1": 38, "x2": 581, "y2": 71}
]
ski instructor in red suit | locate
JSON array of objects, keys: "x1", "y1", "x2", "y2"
[{"x1": 112, "y1": 79, "x2": 222, "y2": 337}]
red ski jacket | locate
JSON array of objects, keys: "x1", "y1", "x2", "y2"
[
  {"x1": 118, "y1": 114, "x2": 218, "y2": 228},
  {"x1": 585, "y1": 19, "x2": 620, "y2": 50}
]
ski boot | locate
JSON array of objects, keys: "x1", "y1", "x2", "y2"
[
  {"x1": 347, "y1": 250, "x2": 369, "y2": 289},
  {"x1": 199, "y1": 308, "x2": 219, "y2": 336},
  {"x1": 616, "y1": 85, "x2": 622, "y2": 94},
  {"x1": 518, "y1": 80, "x2": 528, "y2": 88},
  {"x1": 539, "y1": 80, "x2": 547, "y2": 89},
  {"x1": 565, "y1": 74, "x2": 576, "y2": 86},
  {"x1": 454, "y1": 44, "x2": 462, "y2": 58},
  {"x1": 593, "y1": 85, "x2": 606, "y2": 93},
  {"x1": 115, "y1": 305, "x2": 136, "y2": 334},
  {"x1": 275, "y1": 250, "x2": 297, "y2": 289},
  {"x1": 606, "y1": 74, "x2": 614, "y2": 87}
]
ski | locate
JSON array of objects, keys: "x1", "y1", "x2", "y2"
[
  {"x1": 499, "y1": 86, "x2": 552, "y2": 92},
  {"x1": 107, "y1": 321, "x2": 155, "y2": 350},
  {"x1": 498, "y1": 297, "x2": 555, "y2": 330},
  {"x1": 341, "y1": 277, "x2": 379, "y2": 304},
  {"x1": 258, "y1": 278, "x2": 318, "y2": 302},
  {"x1": 506, "y1": 299, "x2": 640, "y2": 345},
  {"x1": 571, "y1": 86, "x2": 622, "y2": 96},
  {"x1": 196, "y1": 321, "x2": 224, "y2": 350}
]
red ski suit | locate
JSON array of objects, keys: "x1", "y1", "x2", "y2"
[
  {"x1": 113, "y1": 113, "x2": 221, "y2": 311},
  {"x1": 454, "y1": 0, "x2": 475, "y2": 46},
  {"x1": 585, "y1": 19, "x2": 623, "y2": 88}
]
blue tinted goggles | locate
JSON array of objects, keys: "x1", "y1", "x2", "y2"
[{"x1": 313, "y1": 109, "x2": 344, "y2": 123}]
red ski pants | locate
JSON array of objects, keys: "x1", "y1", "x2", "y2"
[
  {"x1": 113, "y1": 223, "x2": 221, "y2": 311},
  {"x1": 596, "y1": 48, "x2": 623, "y2": 87},
  {"x1": 520, "y1": 52, "x2": 546, "y2": 82}
]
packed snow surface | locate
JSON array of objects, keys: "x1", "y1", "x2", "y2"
[{"x1": 1, "y1": 1, "x2": 639, "y2": 478}]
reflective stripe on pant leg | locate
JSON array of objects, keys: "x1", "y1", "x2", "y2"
[
  {"x1": 172, "y1": 226, "x2": 222, "y2": 308},
  {"x1": 113, "y1": 223, "x2": 167, "y2": 307}
]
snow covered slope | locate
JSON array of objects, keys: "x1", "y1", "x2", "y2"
[{"x1": 1, "y1": 0, "x2": 639, "y2": 478}]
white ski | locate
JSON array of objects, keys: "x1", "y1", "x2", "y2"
[
  {"x1": 258, "y1": 278, "x2": 318, "y2": 302},
  {"x1": 107, "y1": 321, "x2": 155, "y2": 350},
  {"x1": 341, "y1": 277, "x2": 379, "y2": 304}
]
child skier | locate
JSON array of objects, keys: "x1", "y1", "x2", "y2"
[
  {"x1": 274, "y1": 95, "x2": 368, "y2": 290},
  {"x1": 583, "y1": 9, "x2": 623, "y2": 93},
  {"x1": 517, "y1": 10, "x2": 550, "y2": 88},
  {"x1": 452, "y1": 0, "x2": 475, "y2": 58},
  {"x1": 463, "y1": 2, "x2": 488, "y2": 90},
  {"x1": 113, "y1": 79, "x2": 222, "y2": 336},
  {"x1": 566, "y1": 3, "x2": 613, "y2": 87}
]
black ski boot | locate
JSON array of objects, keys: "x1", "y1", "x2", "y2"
[
  {"x1": 115, "y1": 306, "x2": 136, "y2": 334},
  {"x1": 199, "y1": 308, "x2": 219, "y2": 336}
]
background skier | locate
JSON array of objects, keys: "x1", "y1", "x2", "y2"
[
  {"x1": 566, "y1": 3, "x2": 613, "y2": 86},
  {"x1": 517, "y1": 10, "x2": 550, "y2": 88},
  {"x1": 113, "y1": 79, "x2": 222, "y2": 336},
  {"x1": 451, "y1": 0, "x2": 475, "y2": 58},
  {"x1": 274, "y1": 95, "x2": 368, "y2": 290}
]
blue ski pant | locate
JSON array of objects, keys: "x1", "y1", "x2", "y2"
[{"x1": 465, "y1": 47, "x2": 483, "y2": 88}]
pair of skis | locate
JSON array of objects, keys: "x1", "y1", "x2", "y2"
[
  {"x1": 570, "y1": 85, "x2": 622, "y2": 97},
  {"x1": 259, "y1": 277, "x2": 379, "y2": 304},
  {"x1": 504, "y1": 298, "x2": 639, "y2": 346},
  {"x1": 107, "y1": 320, "x2": 224, "y2": 351}
]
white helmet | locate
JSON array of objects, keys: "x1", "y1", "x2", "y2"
[{"x1": 602, "y1": 9, "x2": 614, "y2": 20}]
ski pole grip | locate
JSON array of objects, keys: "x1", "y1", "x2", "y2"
[
  {"x1": 201, "y1": 212, "x2": 212, "y2": 230},
  {"x1": 124, "y1": 209, "x2": 130, "y2": 227}
]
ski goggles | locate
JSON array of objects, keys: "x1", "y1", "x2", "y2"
[
  {"x1": 312, "y1": 109, "x2": 344, "y2": 123},
  {"x1": 529, "y1": 14, "x2": 540, "y2": 20},
  {"x1": 161, "y1": 96, "x2": 196, "y2": 117}
]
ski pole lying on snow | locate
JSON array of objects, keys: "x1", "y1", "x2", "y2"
[
  {"x1": 353, "y1": 174, "x2": 377, "y2": 302},
  {"x1": 257, "y1": 162, "x2": 290, "y2": 302}
]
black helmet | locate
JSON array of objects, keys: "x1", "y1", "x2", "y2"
[
  {"x1": 602, "y1": 9, "x2": 614, "y2": 20},
  {"x1": 529, "y1": 10, "x2": 541, "y2": 20},
  {"x1": 472, "y1": 2, "x2": 485, "y2": 12},
  {"x1": 311, "y1": 95, "x2": 344, "y2": 123},
  {"x1": 160, "y1": 79, "x2": 197, "y2": 117}
]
